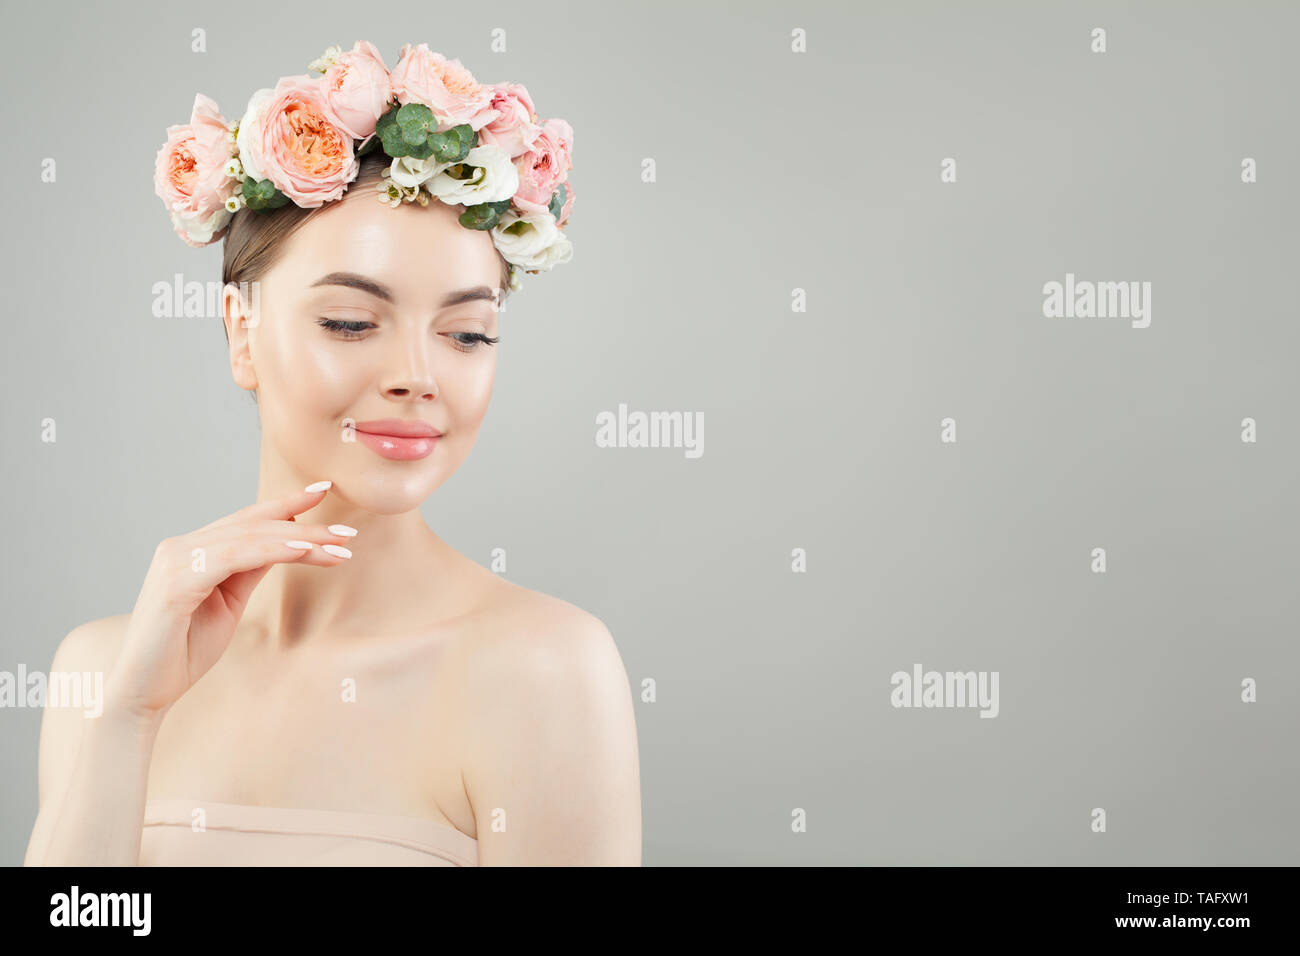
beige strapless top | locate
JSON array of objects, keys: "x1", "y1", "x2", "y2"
[{"x1": 140, "y1": 798, "x2": 478, "y2": 867}]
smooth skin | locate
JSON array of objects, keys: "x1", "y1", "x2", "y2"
[{"x1": 25, "y1": 187, "x2": 641, "y2": 866}]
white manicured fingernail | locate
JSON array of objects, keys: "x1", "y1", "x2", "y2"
[
  {"x1": 304, "y1": 480, "x2": 332, "y2": 493},
  {"x1": 322, "y1": 544, "x2": 352, "y2": 558},
  {"x1": 285, "y1": 540, "x2": 314, "y2": 549},
  {"x1": 328, "y1": 524, "x2": 358, "y2": 537}
]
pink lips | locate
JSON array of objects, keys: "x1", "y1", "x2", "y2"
[{"x1": 353, "y1": 418, "x2": 443, "y2": 461}]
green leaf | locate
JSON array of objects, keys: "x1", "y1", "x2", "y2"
[
  {"x1": 395, "y1": 102, "x2": 433, "y2": 126},
  {"x1": 548, "y1": 184, "x2": 566, "y2": 220},
  {"x1": 378, "y1": 120, "x2": 409, "y2": 157},
  {"x1": 458, "y1": 203, "x2": 501, "y2": 230},
  {"x1": 429, "y1": 125, "x2": 475, "y2": 163},
  {"x1": 241, "y1": 177, "x2": 290, "y2": 211},
  {"x1": 450, "y1": 124, "x2": 476, "y2": 160},
  {"x1": 405, "y1": 139, "x2": 434, "y2": 161}
]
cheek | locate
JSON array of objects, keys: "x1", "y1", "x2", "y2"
[
  {"x1": 261, "y1": 322, "x2": 366, "y2": 417},
  {"x1": 443, "y1": 355, "x2": 497, "y2": 431}
]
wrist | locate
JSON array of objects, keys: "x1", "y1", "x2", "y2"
[{"x1": 92, "y1": 697, "x2": 168, "y2": 741}]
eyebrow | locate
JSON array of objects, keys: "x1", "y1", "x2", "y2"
[{"x1": 309, "y1": 272, "x2": 500, "y2": 308}]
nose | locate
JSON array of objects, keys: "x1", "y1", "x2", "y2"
[{"x1": 382, "y1": 327, "x2": 439, "y2": 401}]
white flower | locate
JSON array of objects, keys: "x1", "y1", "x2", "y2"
[
  {"x1": 307, "y1": 44, "x2": 343, "y2": 73},
  {"x1": 224, "y1": 193, "x2": 245, "y2": 213},
  {"x1": 490, "y1": 208, "x2": 573, "y2": 271},
  {"x1": 507, "y1": 264, "x2": 523, "y2": 291},
  {"x1": 426, "y1": 145, "x2": 519, "y2": 206},
  {"x1": 375, "y1": 177, "x2": 430, "y2": 207},
  {"x1": 171, "y1": 206, "x2": 231, "y2": 245},
  {"x1": 235, "y1": 87, "x2": 275, "y2": 183},
  {"x1": 223, "y1": 157, "x2": 245, "y2": 180},
  {"x1": 376, "y1": 178, "x2": 405, "y2": 208},
  {"x1": 387, "y1": 154, "x2": 450, "y2": 190}
]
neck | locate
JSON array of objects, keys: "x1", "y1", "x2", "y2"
[{"x1": 238, "y1": 461, "x2": 453, "y2": 648}]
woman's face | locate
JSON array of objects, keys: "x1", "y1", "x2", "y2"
[{"x1": 226, "y1": 190, "x2": 504, "y2": 515}]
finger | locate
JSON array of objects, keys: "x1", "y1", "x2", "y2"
[
  {"x1": 197, "y1": 481, "x2": 335, "y2": 533},
  {"x1": 216, "y1": 528, "x2": 350, "y2": 612},
  {"x1": 155, "y1": 527, "x2": 353, "y2": 613},
  {"x1": 199, "y1": 518, "x2": 358, "y2": 551},
  {"x1": 218, "y1": 562, "x2": 278, "y2": 615}
]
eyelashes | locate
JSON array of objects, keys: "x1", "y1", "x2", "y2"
[
  {"x1": 316, "y1": 318, "x2": 374, "y2": 339},
  {"x1": 315, "y1": 318, "x2": 498, "y2": 352},
  {"x1": 449, "y1": 331, "x2": 500, "y2": 352}
]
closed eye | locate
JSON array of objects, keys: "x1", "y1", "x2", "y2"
[
  {"x1": 316, "y1": 319, "x2": 498, "y2": 352},
  {"x1": 446, "y1": 331, "x2": 499, "y2": 353},
  {"x1": 316, "y1": 318, "x2": 375, "y2": 338}
]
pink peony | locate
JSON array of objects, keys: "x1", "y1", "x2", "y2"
[
  {"x1": 390, "y1": 43, "x2": 494, "y2": 129},
  {"x1": 236, "y1": 75, "x2": 359, "y2": 208},
  {"x1": 473, "y1": 82, "x2": 542, "y2": 159},
  {"x1": 153, "y1": 93, "x2": 237, "y2": 240},
  {"x1": 319, "y1": 40, "x2": 392, "y2": 140},
  {"x1": 510, "y1": 117, "x2": 574, "y2": 217}
]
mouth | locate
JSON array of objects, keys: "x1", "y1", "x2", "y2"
[{"x1": 352, "y1": 419, "x2": 443, "y2": 461}]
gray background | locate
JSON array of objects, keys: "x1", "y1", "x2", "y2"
[{"x1": 2, "y1": 0, "x2": 1297, "y2": 865}]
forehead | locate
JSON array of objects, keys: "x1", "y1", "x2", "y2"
[{"x1": 273, "y1": 190, "x2": 503, "y2": 300}]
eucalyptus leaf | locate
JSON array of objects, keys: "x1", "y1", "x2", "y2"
[
  {"x1": 459, "y1": 203, "x2": 501, "y2": 230},
  {"x1": 241, "y1": 177, "x2": 290, "y2": 211},
  {"x1": 379, "y1": 122, "x2": 411, "y2": 158},
  {"x1": 396, "y1": 102, "x2": 433, "y2": 126}
]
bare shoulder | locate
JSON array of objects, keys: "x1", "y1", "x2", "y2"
[
  {"x1": 452, "y1": 571, "x2": 627, "y2": 691},
  {"x1": 50, "y1": 613, "x2": 132, "y2": 674},
  {"x1": 449, "y1": 572, "x2": 641, "y2": 863},
  {"x1": 24, "y1": 613, "x2": 134, "y2": 865}
]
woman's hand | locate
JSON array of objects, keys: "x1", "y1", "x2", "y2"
[{"x1": 103, "y1": 480, "x2": 355, "y2": 723}]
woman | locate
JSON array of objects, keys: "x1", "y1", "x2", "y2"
[{"x1": 24, "y1": 41, "x2": 641, "y2": 867}]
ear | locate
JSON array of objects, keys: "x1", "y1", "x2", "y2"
[{"x1": 223, "y1": 281, "x2": 260, "y2": 393}]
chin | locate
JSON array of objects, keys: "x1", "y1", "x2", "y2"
[{"x1": 338, "y1": 468, "x2": 448, "y2": 515}]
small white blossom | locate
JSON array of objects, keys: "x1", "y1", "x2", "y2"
[
  {"x1": 223, "y1": 157, "x2": 245, "y2": 180},
  {"x1": 224, "y1": 193, "x2": 245, "y2": 213},
  {"x1": 376, "y1": 178, "x2": 404, "y2": 208},
  {"x1": 307, "y1": 45, "x2": 343, "y2": 73}
]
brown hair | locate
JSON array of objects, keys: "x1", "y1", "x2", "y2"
[{"x1": 221, "y1": 149, "x2": 512, "y2": 300}]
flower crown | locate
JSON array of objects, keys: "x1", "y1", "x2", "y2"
[{"x1": 153, "y1": 40, "x2": 575, "y2": 291}]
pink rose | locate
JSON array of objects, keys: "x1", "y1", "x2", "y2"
[
  {"x1": 511, "y1": 117, "x2": 574, "y2": 217},
  {"x1": 236, "y1": 75, "x2": 359, "y2": 208},
  {"x1": 390, "y1": 43, "x2": 494, "y2": 129},
  {"x1": 154, "y1": 93, "x2": 236, "y2": 224},
  {"x1": 319, "y1": 40, "x2": 392, "y2": 140},
  {"x1": 473, "y1": 82, "x2": 542, "y2": 159}
]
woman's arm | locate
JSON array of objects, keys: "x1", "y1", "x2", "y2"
[
  {"x1": 27, "y1": 484, "x2": 357, "y2": 866},
  {"x1": 462, "y1": 611, "x2": 642, "y2": 865},
  {"x1": 24, "y1": 617, "x2": 162, "y2": 866}
]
